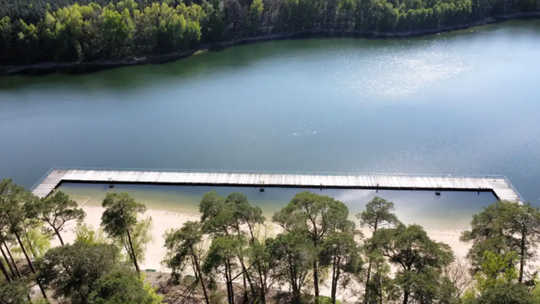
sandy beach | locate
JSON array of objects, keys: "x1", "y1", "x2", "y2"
[
  {"x1": 53, "y1": 205, "x2": 472, "y2": 272},
  {"x1": 53, "y1": 206, "x2": 200, "y2": 271}
]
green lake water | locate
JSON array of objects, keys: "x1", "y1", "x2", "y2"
[{"x1": 1, "y1": 20, "x2": 540, "y2": 224}]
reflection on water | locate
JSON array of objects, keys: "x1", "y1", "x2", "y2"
[{"x1": 58, "y1": 183, "x2": 497, "y2": 230}]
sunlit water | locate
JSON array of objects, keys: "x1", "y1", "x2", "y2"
[{"x1": 1, "y1": 20, "x2": 540, "y2": 210}]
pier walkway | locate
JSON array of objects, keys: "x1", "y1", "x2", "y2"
[{"x1": 30, "y1": 168, "x2": 524, "y2": 202}]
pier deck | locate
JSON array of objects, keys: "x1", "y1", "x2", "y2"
[{"x1": 31, "y1": 168, "x2": 524, "y2": 202}]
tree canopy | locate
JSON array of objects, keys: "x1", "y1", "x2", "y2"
[
  {"x1": 2, "y1": 176, "x2": 540, "y2": 304},
  {"x1": 101, "y1": 192, "x2": 147, "y2": 273},
  {"x1": 37, "y1": 242, "x2": 121, "y2": 303},
  {"x1": 1, "y1": 0, "x2": 539, "y2": 65}
]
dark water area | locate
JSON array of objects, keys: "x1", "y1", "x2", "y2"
[
  {"x1": 1, "y1": 20, "x2": 539, "y2": 204},
  {"x1": 58, "y1": 182, "x2": 497, "y2": 230}
]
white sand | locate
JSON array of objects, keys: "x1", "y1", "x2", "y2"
[
  {"x1": 53, "y1": 206, "x2": 200, "y2": 271},
  {"x1": 53, "y1": 206, "x2": 471, "y2": 271}
]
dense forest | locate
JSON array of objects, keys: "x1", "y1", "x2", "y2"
[
  {"x1": 2, "y1": 178, "x2": 540, "y2": 304},
  {"x1": 0, "y1": 0, "x2": 539, "y2": 65}
]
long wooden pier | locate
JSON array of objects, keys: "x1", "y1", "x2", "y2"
[{"x1": 30, "y1": 167, "x2": 524, "y2": 202}]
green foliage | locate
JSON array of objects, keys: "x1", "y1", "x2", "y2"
[
  {"x1": 6, "y1": 178, "x2": 540, "y2": 304},
  {"x1": 0, "y1": 278, "x2": 30, "y2": 304},
  {"x1": 316, "y1": 295, "x2": 340, "y2": 304},
  {"x1": 11, "y1": 221, "x2": 51, "y2": 259},
  {"x1": 273, "y1": 191, "x2": 353, "y2": 301},
  {"x1": 101, "y1": 192, "x2": 147, "y2": 236},
  {"x1": 464, "y1": 282, "x2": 535, "y2": 304},
  {"x1": 1, "y1": 0, "x2": 540, "y2": 64},
  {"x1": 37, "y1": 242, "x2": 121, "y2": 304},
  {"x1": 140, "y1": 273, "x2": 164, "y2": 304},
  {"x1": 357, "y1": 196, "x2": 401, "y2": 230},
  {"x1": 162, "y1": 221, "x2": 210, "y2": 303},
  {"x1": 474, "y1": 251, "x2": 519, "y2": 292},
  {"x1": 88, "y1": 269, "x2": 163, "y2": 304},
  {"x1": 463, "y1": 251, "x2": 537, "y2": 304},
  {"x1": 372, "y1": 223, "x2": 456, "y2": 303},
  {"x1": 101, "y1": 192, "x2": 146, "y2": 271},
  {"x1": 75, "y1": 222, "x2": 110, "y2": 245},
  {"x1": 37, "y1": 191, "x2": 86, "y2": 245},
  {"x1": 115, "y1": 217, "x2": 154, "y2": 264},
  {"x1": 267, "y1": 230, "x2": 316, "y2": 304},
  {"x1": 249, "y1": 0, "x2": 263, "y2": 33},
  {"x1": 162, "y1": 221, "x2": 204, "y2": 279},
  {"x1": 461, "y1": 201, "x2": 540, "y2": 282},
  {"x1": 359, "y1": 196, "x2": 400, "y2": 303}
]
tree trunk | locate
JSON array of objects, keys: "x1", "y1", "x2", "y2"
[
  {"x1": 2, "y1": 242, "x2": 21, "y2": 278},
  {"x1": 364, "y1": 259, "x2": 373, "y2": 303},
  {"x1": 125, "y1": 227, "x2": 140, "y2": 273},
  {"x1": 248, "y1": 224, "x2": 266, "y2": 303},
  {"x1": 54, "y1": 226, "x2": 65, "y2": 246},
  {"x1": 257, "y1": 263, "x2": 266, "y2": 304},
  {"x1": 15, "y1": 232, "x2": 36, "y2": 273},
  {"x1": 238, "y1": 257, "x2": 255, "y2": 297},
  {"x1": 0, "y1": 255, "x2": 11, "y2": 282},
  {"x1": 242, "y1": 267, "x2": 248, "y2": 303},
  {"x1": 331, "y1": 256, "x2": 337, "y2": 304},
  {"x1": 519, "y1": 230, "x2": 525, "y2": 283},
  {"x1": 313, "y1": 260, "x2": 320, "y2": 302},
  {"x1": 15, "y1": 232, "x2": 48, "y2": 300},
  {"x1": 190, "y1": 246, "x2": 210, "y2": 304},
  {"x1": 402, "y1": 290, "x2": 409, "y2": 304},
  {"x1": 364, "y1": 221, "x2": 379, "y2": 304},
  {"x1": 292, "y1": 282, "x2": 301, "y2": 304},
  {"x1": 225, "y1": 266, "x2": 232, "y2": 304},
  {"x1": 0, "y1": 243, "x2": 17, "y2": 278},
  {"x1": 378, "y1": 275, "x2": 383, "y2": 304},
  {"x1": 226, "y1": 258, "x2": 235, "y2": 304}
]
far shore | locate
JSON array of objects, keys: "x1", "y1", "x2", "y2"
[{"x1": 1, "y1": 12, "x2": 538, "y2": 77}]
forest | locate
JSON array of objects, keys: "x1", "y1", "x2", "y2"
[
  {"x1": 2, "y1": 178, "x2": 540, "y2": 303},
  {"x1": 0, "y1": 0, "x2": 539, "y2": 65}
]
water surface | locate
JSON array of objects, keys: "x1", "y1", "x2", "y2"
[{"x1": 1, "y1": 20, "x2": 539, "y2": 202}]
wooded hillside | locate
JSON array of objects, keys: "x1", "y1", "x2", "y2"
[{"x1": 0, "y1": 0, "x2": 539, "y2": 64}]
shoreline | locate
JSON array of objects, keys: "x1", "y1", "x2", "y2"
[{"x1": 1, "y1": 12, "x2": 539, "y2": 76}]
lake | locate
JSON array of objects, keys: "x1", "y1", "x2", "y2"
[{"x1": 1, "y1": 20, "x2": 539, "y2": 205}]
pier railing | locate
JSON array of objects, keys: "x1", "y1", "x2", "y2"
[
  {"x1": 30, "y1": 166, "x2": 526, "y2": 202},
  {"x1": 36, "y1": 166, "x2": 514, "y2": 178},
  {"x1": 502, "y1": 176, "x2": 526, "y2": 203},
  {"x1": 30, "y1": 167, "x2": 55, "y2": 192}
]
